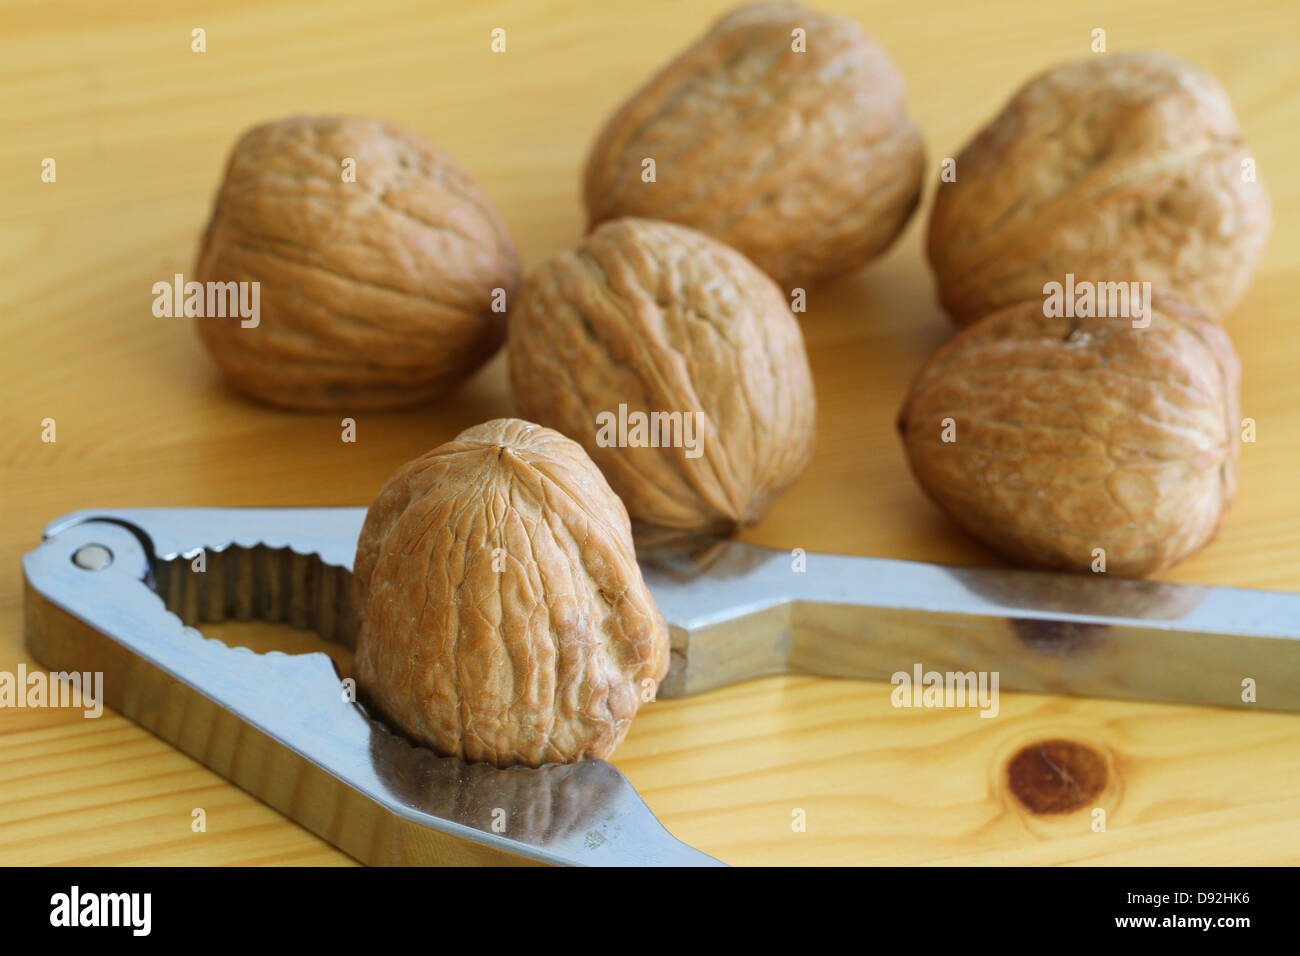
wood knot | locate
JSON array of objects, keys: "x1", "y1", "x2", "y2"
[{"x1": 1006, "y1": 738, "x2": 1107, "y2": 814}]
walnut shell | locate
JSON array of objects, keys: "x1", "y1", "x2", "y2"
[
  {"x1": 897, "y1": 294, "x2": 1240, "y2": 576},
  {"x1": 583, "y1": 2, "x2": 924, "y2": 289},
  {"x1": 195, "y1": 115, "x2": 520, "y2": 410},
  {"x1": 353, "y1": 418, "x2": 670, "y2": 768},
  {"x1": 928, "y1": 52, "x2": 1271, "y2": 325},
  {"x1": 508, "y1": 218, "x2": 817, "y2": 534}
]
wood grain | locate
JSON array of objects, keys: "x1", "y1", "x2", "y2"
[{"x1": 2, "y1": 0, "x2": 1298, "y2": 866}]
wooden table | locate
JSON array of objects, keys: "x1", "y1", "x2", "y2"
[{"x1": 3, "y1": 0, "x2": 1298, "y2": 866}]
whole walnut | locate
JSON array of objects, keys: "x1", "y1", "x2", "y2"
[
  {"x1": 353, "y1": 419, "x2": 670, "y2": 768},
  {"x1": 583, "y1": 2, "x2": 924, "y2": 290},
  {"x1": 195, "y1": 115, "x2": 520, "y2": 410},
  {"x1": 897, "y1": 294, "x2": 1240, "y2": 576},
  {"x1": 508, "y1": 218, "x2": 817, "y2": 534},
  {"x1": 927, "y1": 52, "x2": 1271, "y2": 326}
]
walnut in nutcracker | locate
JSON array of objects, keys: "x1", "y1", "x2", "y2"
[
  {"x1": 508, "y1": 217, "x2": 817, "y2": 534},
  {"x1": 353, "y1": 419, "x2": 670, "y2": 768},
  {"x1": 927, "y1": 52, "x2": 1271, "y2": 326},
  {"x1": 897, "y1": 294, "x2": 1240, "y2": 577},
  {"x1": 583, "y1": 2, "x2": 925, "y2": 290},
  {"x1": 195, "y1": 115, "x2": 520, "y2": 410}
]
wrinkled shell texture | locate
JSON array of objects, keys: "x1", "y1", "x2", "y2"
[
  {"x1": 196, "y1": 115, "x2": 520, "y2": 410},
  {"x1": 353, "y1": 419, "x2": 670, "y2": 768},
  {"x1": 583, "y1": 2, "x2": 925, "y2": 289},
  {"x1": 898, "y1": 295, "x2": 1240, "y2": 576},
  {"x1": 508, "y1": 218, "x2": 817, "y2": 534},
  {"x1": 927, "y1": 51, "x2": 1271, "y2": 325}
]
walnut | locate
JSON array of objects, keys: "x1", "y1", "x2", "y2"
[
  {"x1": 195, "y1": 115, "x2": 520, "y2": 410},
  {"x1": 897, "y1": 294, "x2": 1240, "y2": 576},
  {"x1": 927, "y1": 52, "x2": 1271, "y2": 326},
  {"x1": 582, "y1": 2, "x2": 924, "y2": 290},
  {"x1": 353, "y1": 418, "x2": 670, "y2": 768},
  {"x1": 507, "y1": 217, "x2": 817, "y2": 534}
]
